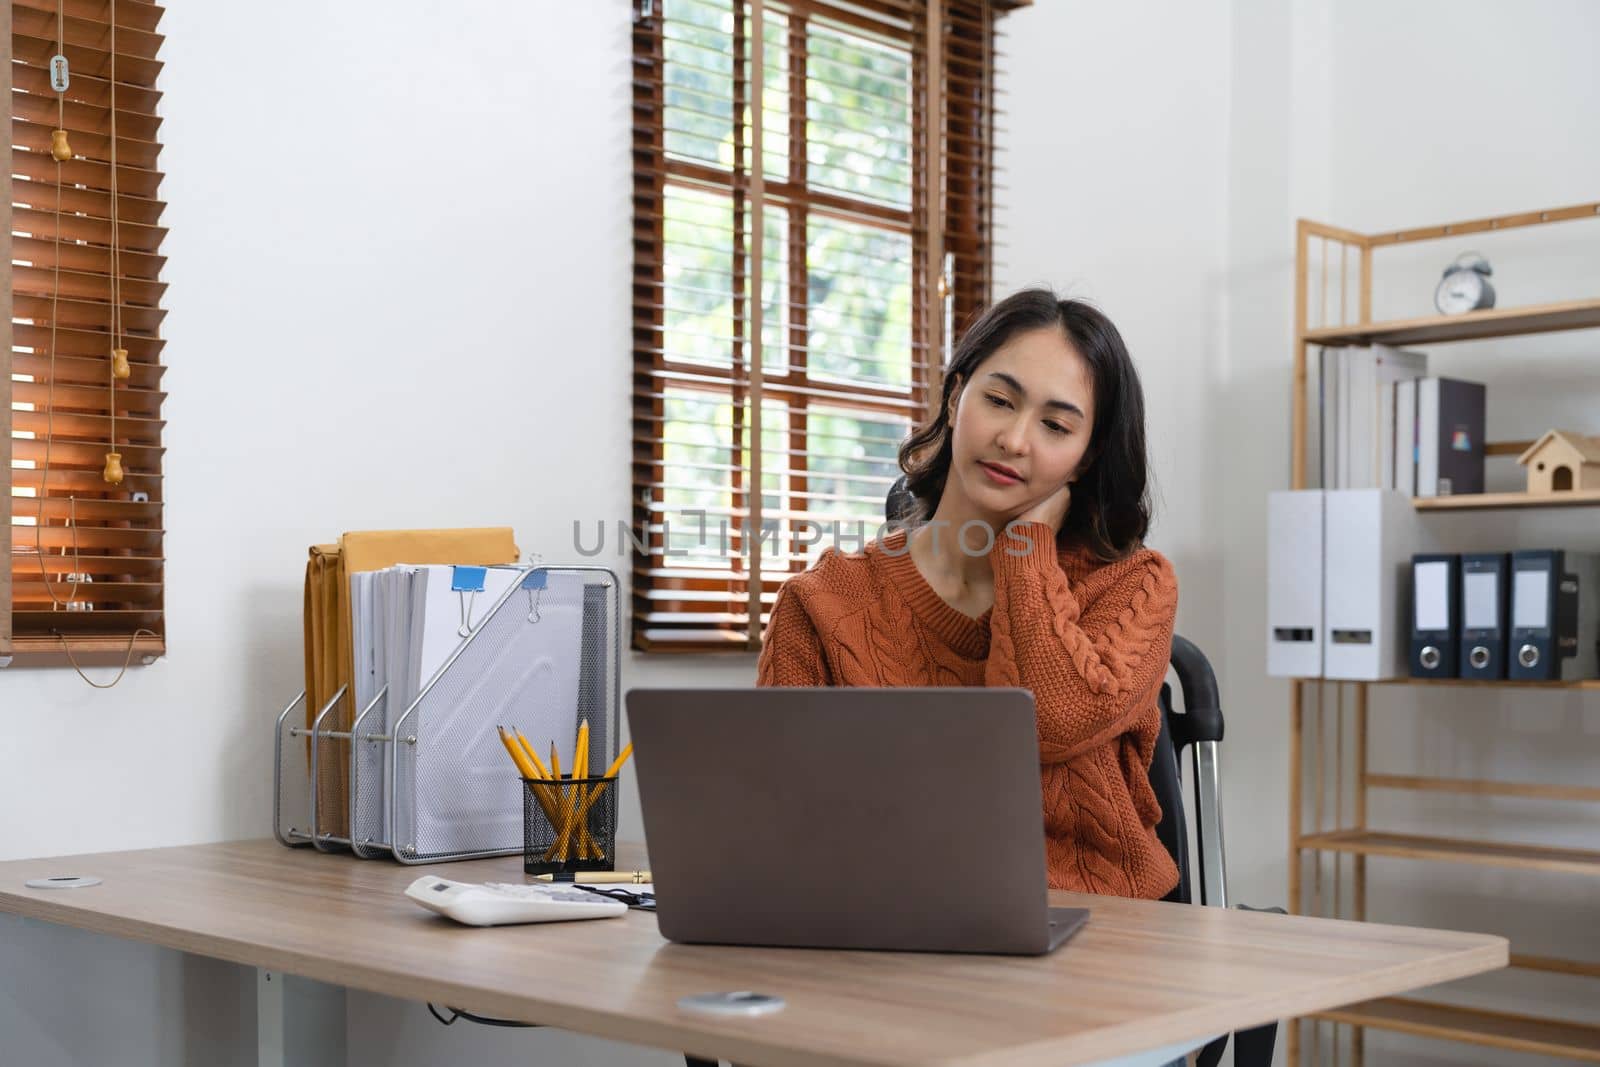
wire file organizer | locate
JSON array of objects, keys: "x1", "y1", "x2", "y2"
[{"x1": 273, "y1": 563, "x2": 620, "y2": 864}]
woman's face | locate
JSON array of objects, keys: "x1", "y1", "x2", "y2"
[{"x1": 945, "y1": 326, "x2": 1096, "y2": 521}]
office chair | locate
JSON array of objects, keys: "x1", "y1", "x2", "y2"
[{"x1": 881, "y1": 476, "x2": 1280, "y2": 1067}]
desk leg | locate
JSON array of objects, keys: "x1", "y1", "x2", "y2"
[{"x1": 257, "y1": 969, "x2": 345, "y2": 1067}]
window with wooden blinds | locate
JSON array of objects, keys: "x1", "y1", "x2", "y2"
[
  {"x1": 2, "y1": 0, "x2": 168, "y2": 668},
  {"x1": 630, "y1": 0, "x2": 1019, "y2": 653}
]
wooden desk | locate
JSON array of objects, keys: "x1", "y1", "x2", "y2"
[{"x1": 0, "y1": 839, "x2": 1505, "y2": 1067}]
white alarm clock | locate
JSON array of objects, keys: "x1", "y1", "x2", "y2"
[{"x1": 1434, "y1": 251, "x2": 1496, "y2": 314}]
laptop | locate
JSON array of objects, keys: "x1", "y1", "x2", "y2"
[{"x1": 625, "y1": 687, "x2": 1088, "y2": 956}]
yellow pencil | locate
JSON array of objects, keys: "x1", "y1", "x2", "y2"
[
  {"x1": 544, "y1": 742, "x2": 578, "y2": 861},
  {"x1": 552, "y1": 724, "x2": 590, "y2": 861},
  {"x1": 572, "y1": 742, "x2": 634, "y2": 810},
  {"x1": 496, "y1": 726, "x2": 538, "y2": 779},
  {"x1": 601, "y1": 742, "x2": 633, "y2": 780},
  {"x1": 514, "y1": 729, "x2": 553, "y2": 779},
  {"x1": 578, "y1": 743, "x2": 634, "y2": 805},
  {"x1": 573, "y1": 721, "x2": 592, "y2": 857},
  {"x1": 512, "y1": 727, "x2": 584, "y2": 850},
  {"x1": 502, "y1": 726, "x2": 569, "y2": 835},
  {"x1": 566, "y1": 742, "x2": 635, "y2": 832},
  {"x1": 536, "y1": 735, "x2": 635, "y2": 864}
]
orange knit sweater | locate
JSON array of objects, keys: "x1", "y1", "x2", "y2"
[{"x1": 756, "y1": 521, "x2": 1180, "y2": 899}]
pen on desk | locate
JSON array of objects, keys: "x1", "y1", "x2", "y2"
[{"x1": 535, "y1": 870, "x2": 651, "y2": 884}]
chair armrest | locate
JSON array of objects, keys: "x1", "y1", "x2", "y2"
[{"x1": 1169, "y1": 635, "x2": 1224, "y2": 746}]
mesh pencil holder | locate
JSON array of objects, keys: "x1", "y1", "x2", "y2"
[{"x1": 522, "y1": 775, "x2": 619, "y2": 877}]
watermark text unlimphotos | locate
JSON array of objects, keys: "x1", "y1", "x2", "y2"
[{"x1": 571, "y1": 510, "x2": 1043, "y2": 559}]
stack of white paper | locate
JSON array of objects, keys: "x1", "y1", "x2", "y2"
[
  {"x1": 344, "y1": 564, "x2": 583, "y2": 859},
  {"x1": 411, "y1": 570, "x2": 585, "y2": 857}
]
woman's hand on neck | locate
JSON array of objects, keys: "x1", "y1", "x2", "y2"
[
  {"x1": 1017, "y1": 481, "x2": 1072, "y2": 533},
  {"x1": 908, "y1": 478, "x2": 1069, "y2": 611}
]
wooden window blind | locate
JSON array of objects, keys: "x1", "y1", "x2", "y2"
[
  {"x1": 630, "y1": 0, "x2": 1020, "y2": 652},
  {"x1": 2, "y1": 0, "x2": 168, "y2": 668}
]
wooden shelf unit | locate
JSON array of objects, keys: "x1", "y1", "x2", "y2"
[
  {"x1": 1412, "y1": 488, "x2": 1600, "y2": 511},
  {"x1": 1287, "y1": 202, "x2": 1600, "y2": 1067},
  {"x1": 1299, "y1": 829, "x2": 1600, "y2": 877},
  {"x1": 1349, "y1": 675, "x2": 1600, "y2": 690},
  {"x1": 1304, "y1": 297, "x2": 1600, "y2": 347},
  {"x1": 1315, "y1": 998, "x2": 1600, "y2": 1063}
]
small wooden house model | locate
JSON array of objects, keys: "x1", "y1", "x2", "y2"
[{"x1": 1517, "y1": 430, "x2": 1600, "y2": 494}]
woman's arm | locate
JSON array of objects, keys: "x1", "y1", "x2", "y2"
[
  {"x1": 984, "y1": 521, "x2": 1176, "y2": 763},
  {"x1": 756, "y1": 583, "x2": 833, "y2": 686}
]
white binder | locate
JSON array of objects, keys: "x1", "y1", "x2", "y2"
[
  {"x1": 1323, "y1": 489, "x2": 1432, "y2": 680},
  {"x1": 1267, "y1": 490, "x2": 1324, "y2": 678}
]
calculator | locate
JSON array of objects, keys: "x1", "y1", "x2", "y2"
[{"x1": 404, "y1": 877, "x2": 628, "y2": 926}]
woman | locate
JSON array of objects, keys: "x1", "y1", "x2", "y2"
[{"x1": 757, "y1": 288, "x2": 1180, "y2": 900}]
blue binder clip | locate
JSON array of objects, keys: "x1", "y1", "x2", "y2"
[
  {"x1": 522, "y1": 567, "x2": 547, "y2": 623},
  {"x1": 452, "y1": 566, "x2": 489, "y2": 637},
  {"x1": 451, "y1": 566, "x2": 487, "y2": 593}
]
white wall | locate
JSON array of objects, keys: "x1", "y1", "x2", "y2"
[
  {"x1": 1222, "y1": 1, "x2": 1600, "y2": 1064},
  {"x1": 6, "y1": 1, "x2": 1598, "y2": 1064},
  {"x1": 996, "y1": 0, "x2": 1233, "y2": 642},
  {"x1": 994, "y1": 0, "x2": 1241, "y2": 915},
  {"x1": 1, "y1": 3, "x2": 752, "y2": 1064}
]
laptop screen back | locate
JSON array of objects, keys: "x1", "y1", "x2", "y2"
[{"x1": 626, "y1": 687, "x2": 1054, "y2": 954}]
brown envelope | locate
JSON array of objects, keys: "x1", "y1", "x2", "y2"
[
  {"x1": 304, "y1": 528, "x2": 518, "y2": 842},
  {"x1": 303, "y1": 544, "x2": 341, "y2": 764}
]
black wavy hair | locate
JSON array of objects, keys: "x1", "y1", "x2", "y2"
[{"x1": 895, "y1": 288, "x2": 1152, "y2": 561}]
